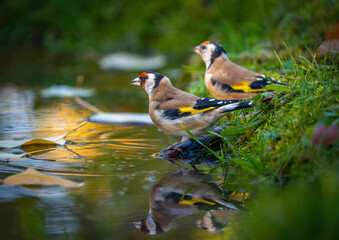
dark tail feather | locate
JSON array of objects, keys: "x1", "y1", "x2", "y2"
[
  {"x1": 222, "y1": 101, "x2": 254, "y2": 113},
  {"x1": 267, "y1": 77, "x2": 288, "y2": 86},
  {"x1": 256, "y1": 75, "x2": 288, "y2": 86}
]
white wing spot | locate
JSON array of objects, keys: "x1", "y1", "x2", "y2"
[
  {"x1": 217, "y1": 101, "x2": 223, "y2": 104},
  {"x1": 209, "y1": 99, "x2": 215, "y2": 101},
  {"x1": 225, "y1": 103, "x2": 239, "y2": 111}
]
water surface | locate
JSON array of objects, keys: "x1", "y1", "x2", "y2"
[{"x1": 0, "y1": 73, "x2": 246, "y2": 239}]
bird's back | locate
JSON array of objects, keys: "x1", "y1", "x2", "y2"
[
  {"x1": 207, "y1": 58, "x2": 260, "y2": 85},
  {"x1": 205, "y1": 58, "x2": 266, "y2": 99}
]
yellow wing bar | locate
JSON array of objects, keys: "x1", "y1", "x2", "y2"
[
  {"x1": 231, "y1": 81, "x2": 267, "y2": 93},
  {"x1": 179, "y1": 197, "x2": 216, "y2": 206},
  {"x1": 178, "y1": 106, "x2": 216, "y2": 115}
]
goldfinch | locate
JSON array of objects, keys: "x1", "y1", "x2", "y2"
[
  {"x1": 130, "y1": 72, "x2": 253, "y2": 142},
  {"x1": 132, "y1": 171, "x2": 240, "y2": 235},
  {"x1": 194, "y1": 41, "x2": 283, "y2": 100}
]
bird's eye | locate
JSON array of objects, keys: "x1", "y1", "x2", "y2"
[
  {"x1": 139, "y1": 72, "x2": 149, "y2": 80},
  {"x1": 141, "y1": 219, "x2": 150, "y2": 234},
  {"x1": 201, "y1": 45, "x2": 207, "y2": 50}
]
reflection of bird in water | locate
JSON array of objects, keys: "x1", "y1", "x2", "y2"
[
  {"x1": 196, "y1": 209, "x2": 237, "y2": 232},
  {"x1": 132, "y1": 171, "x2": 246, "y2": 235}
]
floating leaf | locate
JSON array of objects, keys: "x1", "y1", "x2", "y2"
[
  {"x1": 89, "y1": 112, "x2": 154, "y2": 125},
  {"x1": 265, "y1": 84, "x2": 291, "y2": 92},
  {"x1": 20, "y1": 144, "x2": 57, "y2": 154},
  {"x1": 0, "y1": 135, "x2": 65, "y2": 149},
  {"x1": 0, "y1": 121, "x2": 86, "y2": 149},
  {"x1": 3, "y1": 168, "x2": 85, "y2": 188}
]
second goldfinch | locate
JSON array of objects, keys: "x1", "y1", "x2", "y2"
[
  {"x1": 130, "y1": 72, "x2": 253, "y2": 142},
  {"x1": 194, "y1": 41, "x2": 283, "y2": 100}
]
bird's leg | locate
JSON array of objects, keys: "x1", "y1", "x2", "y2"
[
  {"x1": 163, "y1": 141, "x2": 184, "y2": 151},
  {"x1": 163, "y1": 136, "x2": 191, "y2": 151},
  {"x1": 159, "y1": 136, "x2": 193, "y2": 159}
]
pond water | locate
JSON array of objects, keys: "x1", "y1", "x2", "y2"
[{"x1": 0, "y1": 60, "x2": 247, "y2": 239}]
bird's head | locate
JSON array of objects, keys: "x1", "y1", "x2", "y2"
[
  {"x1": 130, "y1": 71, "x2": 169, "y2": 96},
  {"x1": 193, "y1": 41, "x2": 228, "y2": 67},
  {"x1": 132, "y1": 218, "x2": 152, "y2": 235},
  {"x1": 132, "y1": 215, "x2": 163, "y2": 235}
]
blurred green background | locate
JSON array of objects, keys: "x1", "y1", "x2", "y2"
[
  {"x1": 0, "y1": 0, "x2": 337, "y2": 83},
  {"x1": 1, "y1": 0, "x2": 337, "y2": 54}
]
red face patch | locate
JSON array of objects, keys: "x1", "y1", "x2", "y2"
[
  {"x1": 139, "y1": 72, "x2": 149, "y2": 89},
  {"x1": 139, "y1": 72, "x2": 149, "y2": 79},
  {"x1": 140, "y1": 219, "x2": 150, "y2": 235},
  {"x1": 200, "y1": 41, "x2": 211, "y2": 46}
]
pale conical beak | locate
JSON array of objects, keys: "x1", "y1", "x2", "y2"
[
  {"x1": 193, "y1": 45, "x2": 200, "y2": 54},
  {"x1": 129, "y1": 78, "x2": 141, "y2": 87},
  {"x1": 132, "y1": 220, "x2": 142, "y2": 229}
]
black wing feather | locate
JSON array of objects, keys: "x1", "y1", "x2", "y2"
[
  {"x1": 249, "y1": 77, "x2": 268, "y2": 89},
  {"x1": 211, "y1": 79, "x2": 245, "y2": 93},
  {"x1": 162, "y1": 109, "x2": 191, "y2": 120},
  {"x1": 193, "y1": 98, "x2": 241, "y2": 110},
  {"x1": 161, "y1": 98, "x2": 243, "y2": 120}
]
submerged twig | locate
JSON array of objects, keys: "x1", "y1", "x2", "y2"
[
  {"x1": 75, "y1": 97, "x2": 101, "y2": 113},
  {"x1": 21, "y1": 147, "x2": 58, "y2": 159},
  {"x1": 74, "y1": 75, "x2": 101, "y2": 113},
  {"x1": 61, "y1": 121, "x2": 88, "y2": 139}
]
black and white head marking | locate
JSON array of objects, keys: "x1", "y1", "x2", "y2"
[
  {"x1": 197, "y1": 41, "x2": 228, "y2": 68},
  {"x1": 137, "y1": 71, "x2": 164, "y2": 95},
  {"x1": 133, "y1": 212, "x2": 164, "y2": 235}
]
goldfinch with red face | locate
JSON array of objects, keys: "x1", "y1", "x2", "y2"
[
  {"x1": 130, "y1": 72, "x2": 253, "y2": 142},
  {"x1": 194, "y1": 41, "x2": 284, "y2": 100}
]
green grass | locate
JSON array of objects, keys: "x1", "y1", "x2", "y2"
[
  {"x1": 186, "y1": 50, "x2": 339, "y2": 238},
  {"x1": 187, "y1": 50, "x2": 339, "y2": 181}
]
